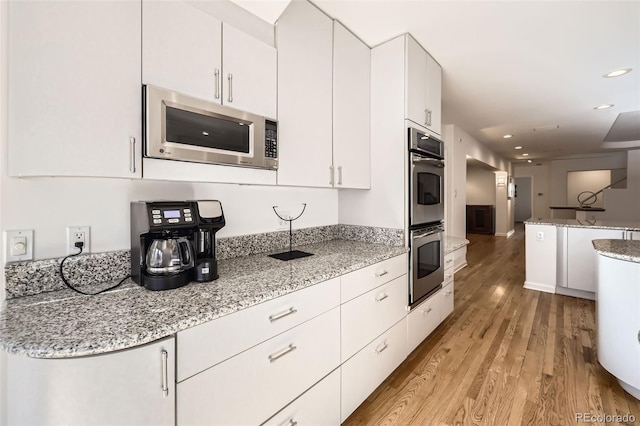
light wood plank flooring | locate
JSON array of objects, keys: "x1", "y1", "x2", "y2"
[{"x1": 344, "y1": 225, "x2": 640, "y2": 425}]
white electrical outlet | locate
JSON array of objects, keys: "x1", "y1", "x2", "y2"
[
  {"x1": 276, "y1": 211, "x2": 290, "y2": 230},
  {"x1": 67, "y1": 226, "x2": 91, "y2": 254},
  {"x1": 536, "y1": 231, "x2": 544, "y2": 242}
]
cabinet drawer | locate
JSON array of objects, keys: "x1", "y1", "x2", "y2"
[
  {"x1": 177, "y1": 277, "x2": 339, "y2": 381},
  {"x1": 441, "y1": 282, "x2": 454, "y2": 321},
  {"x1": 444, "y1": 251, "x2": 455, "y2": 269},
  {"x1": 262, "y1": 368, "x2": 340, "y2": 426},
  {"x1": 177, "y1": 307, "x2": 340, "y2": 426},
  {"x1": 444, "y1": 266, "x2": 454, "y2": 287},
  {"x1": 341, "y1": 317, "x2": 407, "y2": 422},
  {"x1": 341, "y1": 275, "x2": 407, "y2": 361},
  {"x1": 341, "y1": 253, "x2": 407, "y2": 303},
  {"x1": 407, "y1": 291, "x2": 442, "y2": 355}
]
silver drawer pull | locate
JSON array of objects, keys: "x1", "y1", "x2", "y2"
[
  {"x1": 269, "y1": 307, "x2": 297, "y2": 322},
  {"x1": 445, "y1": 290, "x2": 453, "y2": 296},
  {"x1": 288, "y1": 420, "x2": 298, "y2": 426},
  {"x1": 422, "y1": 307, "x2": 433, "y2": 316},
  {"x1": 161, "y1": 350, "x2": 169, "y2": 398},
  {"x1": 446, "y1": 259, "x2": 454, "y2": 264},
  {"x1": 375, "y1": 342, "x2": 388, "y2": 354},
  {"x1": 375, "y1": 270, "x2": 389, "y2": 278},
  {"x1": 375, "y1": 293, "x2": 389, "y2": 302},
  {"x1": 445, "y1": 274, "x2": 452, "y2": 279},
  {"x1": 268, "y1": 344, "x2": 297, "y2": 363}
]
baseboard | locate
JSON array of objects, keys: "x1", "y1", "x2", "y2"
[
  {"x1": 555, "y1": 286, "x2": 596, "y2": 301},
  {"x1": 495, "y1": 229, "x2": 516, "y2": 238},
  {"x1": 453, "y1": 261, "x2": 468, "y2": 273},
  {"x1": 524, "y1": 281, "x2": 556, "y2": 294}
]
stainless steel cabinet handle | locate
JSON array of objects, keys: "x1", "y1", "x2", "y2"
[
  {"x1": 375, "y1": 342, "x2": 388, "y2": 354},
  {"x1": 129, "y1": 137, "x2": 136, "y2": 173},
  {"x1": 425, "y1": 109, "x2": 429, "y2": 126},
  {"x1": 268, "y1": 344, "x2": 297, "y2": 363},
  {"x1": 421, "y1": 306, "x2": 433, "y2": 315},
  {"x1": 227, "y1": 73, "x2": 233, "y2": 102},
  {"x1": 446, "y1": 259, "x2": 454, "y2": 264},
  {"x1": 445, "y1": 290, "x2": 453, "y2": 296},
  {"x1": 329, "y1": 165, "x2": 334, "y2": 186},
  {"x1": 375, "y1": 293, "x2": 389, "y2": 302},
  {"x1": 288, "y1": 420, "x2": 298, "y2": 426},
  {"x1": 214, "y1": 69, "x2": 220, "y2": 99},
  {"x1": 375, "y1": 270, "x2": 389, "y2": 278},
  {"x1": 161, "y1": 350, "x2": 169, "y2": 398},
  {"x1": 445, "y1": 274, "x2": 452, "y2": 279},
  {"x1": 427, "y1": 109, "x2": 432, "y2": 126},
  {"x1": 269, "y1": 307, "x2": 297, "y2": 322},
  {"x1": 338, "y1": 166, "x2": 343, "y2": 185}
]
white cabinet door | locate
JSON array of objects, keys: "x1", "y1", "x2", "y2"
[
  {"x1": 405, "y1": 35, "x2": 428, "y2": 129},
  {"x1": 276, "y1": 0, "x2": 334, "y2": 187},
  {"x1": 332, "y1": 21, "x2": 371, "y2": 189},
  {"x1": 341, "y1": 317, "x2": 407, "y2": 422},
  {"x1": 142, "y1": 0, "x2": 222, "y2": 103},
  {"x1": 567, "y1": 227, "x2": 625, "y2": 292},
  {"x1": 7, "y1": 337, "x2": 175, "y2": 425},
  {"x1": 425, "y1": 53, "x2": 442, "y2": 136},
  {"x1": 407, "y1": 291, "x2": 442, "y2": 355},
  {"x1": 8, "y1": 0, "x2": 142, "y2": 178},
  {"x1": 178, "y1": 308, "x2": 340, "y2": 426},
  {"x1": 222, "y1": 23, "x2": 277, "y2": 118}
]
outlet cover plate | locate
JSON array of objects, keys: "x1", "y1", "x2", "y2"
[{"x1": 67, "y1": 226, "x2": 91, "y2": 254}]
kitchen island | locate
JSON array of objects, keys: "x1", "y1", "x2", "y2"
[
  {"x1": 592, "y1": 239, "x2": 640, "y2": 400},
  {"x1": 524, "y1": 218, "x2": 640, "y2": 299}
]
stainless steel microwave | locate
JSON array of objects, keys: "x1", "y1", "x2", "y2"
[{"x1": 144, "y1": 85, "x2": 278, "y2": 170}]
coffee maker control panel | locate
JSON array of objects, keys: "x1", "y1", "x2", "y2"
[{"x1": 148, "y1": 204, "x2": 195, "y2": 227}]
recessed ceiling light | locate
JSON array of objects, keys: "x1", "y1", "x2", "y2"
[
  {"x1": 503, "y1": 134, "x2": 513, "y2": 139},
  {"x1": 604, "y1": 68, "x2": 632, "y2": 78},
  {"x1": 594, "y1": 104, "x2": 614, "y2": 110},
  {"x1": 522, "y1": 153, "x2": 529, "y2": 156},
  {"x1": 527, "y1": 160, "x2": 532, "y2": 163},
  {"x1": 515, "y1": 146, "x2": 522, "y2": 150}
]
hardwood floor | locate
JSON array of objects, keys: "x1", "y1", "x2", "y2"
[{"x1": 344, "y1": 224, "x2": 640, "y2": 425}]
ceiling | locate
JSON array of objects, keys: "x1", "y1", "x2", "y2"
[{"x1": 230, "y1": 0, "x2": 640, "y2": 164}]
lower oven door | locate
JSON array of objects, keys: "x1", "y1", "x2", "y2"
[{"x1": 410, "y1": 225, "x2": 444, "y2": 306}]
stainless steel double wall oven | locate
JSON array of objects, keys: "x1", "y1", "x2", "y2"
[{"x1": 408, "y1": 126, "x2": 445, "y2": 307}]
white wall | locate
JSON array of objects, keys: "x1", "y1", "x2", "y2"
[
  {"x1": 466, "y1": 166, "x2": 496, "y2": 205},
  {"x1": 445, "y1": 124, "x2": 513, "y2": 239},
  {"x1": 566, "y1": 170, "x2": 610, "y2": 207},
  {"x1": 0, "y1": 0, "x2": 7, "y2": 422}
]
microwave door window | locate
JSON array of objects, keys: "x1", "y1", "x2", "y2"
[
  {"x1": 417, "y1": 172, "x2": 441, "y2": 205},
  {"x1": 418, "y1": 240, "x2": 440, "y2": 279},
  {"x1": 165, "y1": 106, "x2": 250, "y2": 153}
]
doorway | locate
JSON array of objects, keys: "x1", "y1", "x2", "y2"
[{"x1": 514, "y1": 177, "x2": 532, "y2": 222}]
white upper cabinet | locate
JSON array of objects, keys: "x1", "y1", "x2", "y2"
[
  {"x1": 142, "y1": 0, "x2": 222, "y2": 103},
  {"x1": 142, "y1": 1, "x2": 276, "y2": 118},
  {"x1": 332, "y1": 21, "x2": 371, "y2": 189},
  {"x1": 405, "y1": 35, "x2": 442, "y2": 136},
  {"x1": 276, "y1": 0, "x2": 334, "y2": 188},
  {"x1": 222, "y1": 23, "x2": 277, "y2": 119},
  {"x1": 8, "y1": 1, "x2": 142, "y2": 178}
]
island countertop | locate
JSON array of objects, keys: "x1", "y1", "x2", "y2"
[
  {"x1": 0, "y1": 239, "x2": 407, "y2": 359},
  {"x1": 592, "y1": 239, "x2": 640, "y2": 263},
  {"x1": 525, "y1": 218, "x2": 640, "y2": 231}
]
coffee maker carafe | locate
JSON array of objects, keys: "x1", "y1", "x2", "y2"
[
  {"x1": 191, "y1": 200, "x2": 226, "y2": 282},
  {"x1": 131, "y1": 201, "x2": 199, "y2": 291}
]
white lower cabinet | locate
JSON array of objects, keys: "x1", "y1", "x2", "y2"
[
  {"x1": 407, "y1": 282, "x2": 454, "y2": 355},
  {"x1": 341, "y1": 275, "x2": 408, "y2": 361},
  {"x1": 263, "y1": 369, "x2": 341, "y2": 426},
  {"x1": 341, "y1": 317, "x2": 408, "y2": 422},
  {"x1": 7, "y1": 337, "x2": 175, "y2": 426},
  {"x1": 177, "y1": 307, "x2": 340, "y2": 426}
]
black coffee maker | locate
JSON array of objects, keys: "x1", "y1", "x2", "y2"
[{"x1": 190, "y1": 200, "x2": 226, "y2": 282}]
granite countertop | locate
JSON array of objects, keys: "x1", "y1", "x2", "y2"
[
  {"x1": 525, "y1": 218, "x2": 640, "y2": 231},
  {"x1": 444, "y1": 236, "x2": 469, "y2": 254},
  {"x1": 592, "y1": 239, "x2": 640, "y2": 263},
  {"x1": 0, "y1": 240, "x2": 407, "y2": 359}
]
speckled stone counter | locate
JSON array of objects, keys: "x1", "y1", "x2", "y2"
[
  {"x1": 0, "y1": 239, "x2": 407, "y2": 359},
  {"x1": 444, "y1": 236, "x2": 469, "y2": 254},
  {"x1": 525, "y1": 218, "x2": 640, "y2": 231},
  {"x1": 592, "y1": 239, "x2": 640, "y2": 263}
]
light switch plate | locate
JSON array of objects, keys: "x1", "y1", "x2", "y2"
[{"x1": 5, "y1": 230, "x2": 34, "y2": 262}]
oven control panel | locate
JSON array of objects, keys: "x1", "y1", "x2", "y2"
[{"x1": 265, "y1": 119, "x2": 278, "y2": 159}]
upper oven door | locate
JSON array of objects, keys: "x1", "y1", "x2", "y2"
[{"x1": 410, "y1": 152, "x2": 445, "y2": 227}]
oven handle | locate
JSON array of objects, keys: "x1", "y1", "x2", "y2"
[
  {"x1": 412, "y1": 156, "x2": 445, "y2": 167},
  {"x1": 412, "y1": 228, "x2": 443, "y2": 239}
]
